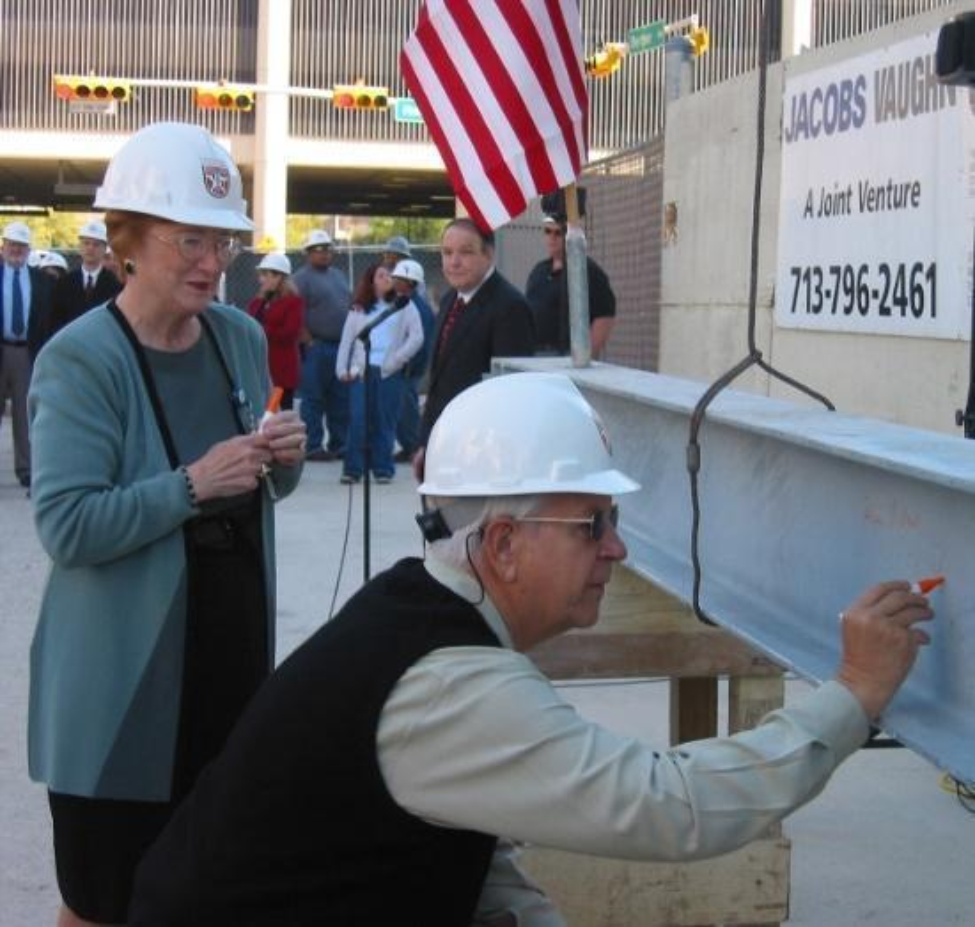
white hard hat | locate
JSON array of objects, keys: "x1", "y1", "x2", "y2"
[
  {"x1": 94, "y1": 122, "x2": 253, "y2": 231},
  {"x1": 384, "y1": 235, "x2": 412, "y2": 257},
  {"x1": 3, "y1": 221, "x2": 31, "y2": 245},
  {"x1": 302, "y1": 229, "x2": 333, "y2": 250},
  {"x1": 257, "y1": 252, "x2": 291, "y2": 275},
  {"x1": 419, "y1": 373, "x2": 641, "y2": 497},
  {"x1": 27, "y1": 249, "x2": 44, "y2": 267},
  {"x1": 39, "y1": 251, "x2": 69, "y2": 271},
  {"x1": 79, "y1": 219, "x2": 108, "y2": 242},
  {"x1": 391, "y1": 258, "x2": 424, "y2": 284}
]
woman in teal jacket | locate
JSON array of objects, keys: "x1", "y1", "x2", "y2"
[{"x1": 27, "y1": 122, "x2": 306, "y2": 927}]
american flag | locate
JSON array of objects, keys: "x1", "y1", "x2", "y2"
[{"x1": 401, "y1": 0, "x2": 589, "y2": 231}]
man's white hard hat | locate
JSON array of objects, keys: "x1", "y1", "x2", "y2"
[
  {"x1": 79, "y1": 219, "x2": 108, "y2": 242},
  {"x1": 302, "y1": 229, "x2": 333, "y2": 250},
  {"x1": 257, "y1": 252, "x2": 292, "y2": 275},
  {"x1": 3, "y1": 221, "x2": 32, "y2": 245},
  {"x1": 391, "y1": 258, "x2": 424, "y2": 285},
  {"x1": 94, "y1": 122, "x2": 253, "y2": 231},
  {"x1": 419, "y1": 372, "x2": 640, "y2": 498}
]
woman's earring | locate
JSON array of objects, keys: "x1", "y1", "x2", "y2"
[{"x1": 123, "y1": 259, "x2": 136, "y2": 276}]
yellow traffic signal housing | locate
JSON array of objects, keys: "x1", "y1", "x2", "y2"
[
  {"x1": 195, "y1": 85, "x2": 255, "y2": 112},
  {"x1": 332, "y1": 84, "x2": 389, "y2": 110},
  {"x1": 53, "y1": 75, "x2": 131, "y2": 102},
  {"x1": 689, "y1": 26, "x2": 710, "y2": 57},
  {"x1": 584, "y1": 43, "x2": 626, "y2": 79}
]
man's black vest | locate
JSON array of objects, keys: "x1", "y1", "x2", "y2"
[{"x1": 130, "y1": 558, "x2": 502, "y2": 926}]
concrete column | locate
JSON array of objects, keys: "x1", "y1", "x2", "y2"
[
  {"x1": 781, "y1": 0, "x2": 814, "y2": 59},
  {"x1": 664, "y1": 36, "x2": 693, "y2": 114},
  {"x1": 253, "y1": 0, "x2": 291, "y2": 250}
]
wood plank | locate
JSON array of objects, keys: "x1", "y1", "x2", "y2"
[
  {"x1": 521, "y1": 838, "x2": 791, "y2": 927},
  {"x1": 670, "y1": 677, "x2": 718, "y2": 744}
]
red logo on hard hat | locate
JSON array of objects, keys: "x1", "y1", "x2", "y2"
[{"x1": 201, "y1": 161, "x2": 230, "y2": 199}]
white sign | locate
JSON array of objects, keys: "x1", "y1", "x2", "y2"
[
  {"x1": 68, "y1": 100, "x2": 117, "y2": 116},
  {"x1": 775, "y1": 32, "x2": 975, "y2": 340}
]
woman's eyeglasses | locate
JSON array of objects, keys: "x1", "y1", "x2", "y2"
[
  {"x1": 153, "y1": 232, "x2": 240, "y2": 264},
  {"x1": 516, "y1": 505, "x2": 619, "y2": 542}
]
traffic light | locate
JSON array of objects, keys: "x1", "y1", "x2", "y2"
[
  {"x1": 53, "y1": 75, "x2": 131, "y2": 102},
  {"x1": 195, "y1": 85, "x2": 255, "y2": 112},
  {"x1": 584, "y1": 43, "x2": 626, "y2": 79},
  {"x1": 689, "y1": 26, "x2": 710, "y2": 57},
  {"x1": 332, "y1": 84, "x2": 389, "y2": 110}
]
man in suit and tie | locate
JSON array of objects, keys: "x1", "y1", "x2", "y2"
[
  {"x1": 49, "y1": 218, "x2": 122, "y2": 338},
  {"x1": 0, "y1": 221, "x2": 52, "y2": 489},
  {"x1": 413, "y1": 217, "x2": 535, "y2": 480}
]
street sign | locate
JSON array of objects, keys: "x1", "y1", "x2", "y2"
[
  {"x1": 393, "y1": 97, "x2": 424, "y2": 124},
  {"x1": 68, "y1": 100, "x2": 117, "y2": 115},
  {"x1": 627, "y1": 20, "x2": 667, "y2": 55}
]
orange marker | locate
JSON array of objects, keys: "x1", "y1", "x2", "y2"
[
  {"x1": 259, "y1": 387, "x2": 285, "y2": 432},
  {"x1": 266, "y1": 387, "x2": 284, "y2": 414},
  {"x1": 911, "y1": 575, "x2": 945, "y2": 595}
]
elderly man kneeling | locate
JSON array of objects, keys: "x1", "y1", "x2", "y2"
[{"x1": 130, "y1": 372, "x2": 932, "y2": 927}]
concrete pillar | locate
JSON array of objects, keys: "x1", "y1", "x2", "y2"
[
  {"x1": 781, "y1": 0, "x2": 814, "y2": 59},
  {"x1": 664, "y1": 36, "x2": 693, "y2": 114},
  {"x1": 253, "y1": 0, "x2": 291, "y2": 250}
]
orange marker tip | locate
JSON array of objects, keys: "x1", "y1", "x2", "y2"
[
  {"x1": 266, "y1": 387, "x2": 284, "y2": 414},
  {"x1": 912, "y1": 575, "x2": 945, "y2": 595}
]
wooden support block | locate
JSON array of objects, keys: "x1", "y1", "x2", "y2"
[
  {"x1": 520, "y1": 837, "x2": 791, "y2": 927},
  {"x1": 670, "y1": 677, "x2": 718, "y2": 745}
]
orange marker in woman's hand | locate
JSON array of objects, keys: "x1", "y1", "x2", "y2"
[
  {"x1": 911, "y1": 575, "x2": 945, "y2": 595},
  {"x1": 259, "y1": 388, "x2": 285, "y2": 432}
]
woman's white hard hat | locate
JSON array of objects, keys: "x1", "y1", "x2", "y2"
[
  {"x1": 94, "y1": 122, "x2": 253, "y2": 231},
  {"x1": 39, "y1": 251, "x2": 69, "y2": 271},
  {"x1": 391, "y1": 258, "x2": 424, "y2": 285},
  {"x1": 257, "y1": 252, "x2": 292, "y2": 275},
  {"x1": 418, "y1": 372, "x2": 640, "y2": 497}
]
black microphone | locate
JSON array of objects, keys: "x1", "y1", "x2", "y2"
[{"x1": 356, "y1": 295, "x2": 410, "y2": 342}]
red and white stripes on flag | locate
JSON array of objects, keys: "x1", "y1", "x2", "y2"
[{"x1": 401, "y1": 0, "x2": 589, "y2": 231}]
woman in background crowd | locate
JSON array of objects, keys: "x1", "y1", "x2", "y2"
[
  {"x1": 247, "y1": 253, "x2": 304, "y2": 410},
  {"x1": 336, "y1": 262, "x2": 422, "y2": 484}
]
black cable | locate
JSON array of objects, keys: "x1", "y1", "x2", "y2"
[
  {"x1": 685, "y1": 0, "x2": 834, "y2": 625},
  {"x1": 327, "y1": 481, "x2": 356, "y2": 620}
]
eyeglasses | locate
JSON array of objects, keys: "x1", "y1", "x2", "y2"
[
  {"x1": 517, "y1": 504, "x2": 619, "y2": 542},
  {"x1": 543, "y1": 227, "x2": 564, "y2": 237},
  {"x1": 153, "y1": 232, "x2": 240, "y2": 264}
]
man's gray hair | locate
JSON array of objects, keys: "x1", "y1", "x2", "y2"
[{"x1": 425, "y1": 494, "x2": 544, "y2": 574}]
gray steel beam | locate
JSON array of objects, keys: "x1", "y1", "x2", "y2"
[{"x1": 495, "y1": 357, "x2": 975, "y2": 782}]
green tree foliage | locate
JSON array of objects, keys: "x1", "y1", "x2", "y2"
[{"x1": 17, "y1": 212, "x2": 96, "y2": 250}]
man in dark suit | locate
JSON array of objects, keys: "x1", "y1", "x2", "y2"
[
  {"x1": 414, "y1": 218, "x2": 534, "y2": 479},
  {"x1": 1, "y1": 221, "x2": 52, "y2": 488},
  {"x1": 49, "y1": 218, "x2": 122, "y2": 338}
]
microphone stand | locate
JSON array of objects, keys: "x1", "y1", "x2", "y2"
[{"x1": 361, "y1": 330, "x2": 373, "y2": 582}]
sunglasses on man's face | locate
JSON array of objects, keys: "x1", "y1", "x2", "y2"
[{"x1": 516, "y1": 504, "x2": 619, "y2": 542}]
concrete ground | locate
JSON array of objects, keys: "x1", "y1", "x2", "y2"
[{"x1": 1, "y1": 420, "x2": 973, "y2": 925}]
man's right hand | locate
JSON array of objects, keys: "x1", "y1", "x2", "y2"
[{"x1": 834, "y1": 581, "x2": 934, "y2": 720}]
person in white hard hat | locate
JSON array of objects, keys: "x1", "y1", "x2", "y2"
[
  {"x1": 130, "y1": 371, "x2": 933, "y2": 927},
  {"x1": 26, "y1": 122, "x2": 307, "y2": 927},
  {"x1": 38, "y1": 250, "x2": 70, "y2": 280},
  {"x1": 292, "y1": 227, "x2": 352, "y2": 461},
  {"x1": 390, "y1": 258, "x2": 435, "y2": 463},
  {"x1": 381, "y1": 233, "x2": 412, "y2": 270},
  {"x1": 1, "y1": 220, "x2": 53, "y2": 489},
  {"x1": 335, "y1": 262, "x2": 423, "y2": 484},
  {"x1": 49, "y1": 217, "x2": 122, "y2": 338},
  {"x1": 246, "y1": 253, "x2": 304, "y2": 410}
]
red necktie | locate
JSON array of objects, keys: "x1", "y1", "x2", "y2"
[{"x1": 437, "y1": 295, "x2": 466, "y2": 359}]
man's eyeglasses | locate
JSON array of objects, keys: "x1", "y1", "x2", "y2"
[
  {"x1": 154, "y1": 232, "x2": 239, "y2": 264},
  {"x1": 517, "y1": 504, "x2": 619, "y2": 542},
  {"x1": 543, "y1": 227, "x2": 564, "y2": 237}
]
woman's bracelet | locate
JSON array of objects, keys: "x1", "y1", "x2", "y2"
[{"x1": 179, "y1": 465, "x2": 199, "y2": 508}]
